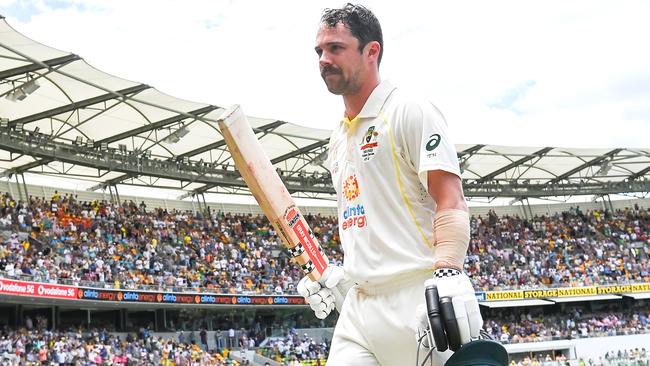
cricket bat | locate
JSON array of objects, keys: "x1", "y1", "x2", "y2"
[{"x1": 218, "y1": 105, "x2": 342, "y2": 307}]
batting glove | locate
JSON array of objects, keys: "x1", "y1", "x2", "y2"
[
  {"x1": 297, "y1": 266, "x2": 351, "y2": 319},
  {"x1": 415, "y1": 268, "x2": 483, "y2": 352}
]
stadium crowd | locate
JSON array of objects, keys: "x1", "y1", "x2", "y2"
[
  {"x1": 0, "y1": 191, "x2": 648, "y2": 295},
  {"x1": 0, "y1": 191, "x2": 342, "y2": 295},
  {"x1": 257, "y1": 329, "x2": 329, "y2": 366},
  {"x1": 0, "y1": 326, "x2": 238, "y2": 366},
  {"x1": 484, "y1": 303, "x2": 650, "y2": 343},
  {"x1": 603, "y1": 348, "x2": 649, "y2": 365},
  {"x1": 467, "y1": 205, "x2": 648, "y2": 289},
  {"x1": 509, "y1": 349, "x2": 649, "y2": 366}
]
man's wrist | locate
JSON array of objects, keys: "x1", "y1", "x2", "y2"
[{"x1": 433, "y1": 260, "x2": 463, "y2": 271}]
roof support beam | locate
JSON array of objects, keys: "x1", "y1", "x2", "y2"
[
  {"x1": 458, "y1": 144, "x2": 485, "y2": 158},
  {"x1": 96, "y1": 105, "x2": 219, "y2": 145},
  {"x1": 270, "y1": 139, "x2": 329, "y2": 165},
  {"x1": 0, "y1": 158, "x2": 54, "y2": 178},
  {"x1": 87, "y1": 173, "x2": 136, "y2": 191},
  {"x1": 628, "y1": 166, "x2": 650, "y2": 182},
  {"x1": 178, "y1": 138, "x2": 340, "y2": 199},
  {"x1": 176, "y1": 120, "x2": 285, "y2": 159},
  {"x1": 463, "y1": 180, "x2": 650, "y2": 198},
  {"x1": 0, "y1": 130, "x2": 250, "y2": 189},
  {"x1": 0, "y1": 54, "x2": 81, "y2": 80},
  {"x1": 549, "y1": 148, "x2": 623, "y2": 184},
  {"x1": 8, "y1": 84, "x2": 150, "y2": 128},
  {"x1": 476, "y1": 147, "x2": 553, "y2": 184},
  {"x1": 2, "y1": 128, "x2": 647, "y2": 198}
]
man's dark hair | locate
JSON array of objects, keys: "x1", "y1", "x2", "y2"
[{"x1": 321, "y1": 3, "x2": 383, "y2": 65}]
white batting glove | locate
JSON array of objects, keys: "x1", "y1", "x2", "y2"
[
  {"x1": 415, "y1": 269, "x2": 483, "y2": 351},
  {"x1": 297, "y1": 266, "x2": 349, "y2": 319},
  {"x1": 414, "y1": 302, "x2": 435, "y2": 349}
]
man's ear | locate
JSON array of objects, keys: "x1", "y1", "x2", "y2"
[{"x1": 365, "y1": 41, "x2": 381, "y2": 63}]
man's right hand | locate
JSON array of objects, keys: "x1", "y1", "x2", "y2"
[{"x1": 297, "y1": 266, "x2": 349, "y2": 319}]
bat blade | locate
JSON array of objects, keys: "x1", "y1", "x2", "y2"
[{"x1": 217, "y1": 105, "x2": 329, "y2": 282}]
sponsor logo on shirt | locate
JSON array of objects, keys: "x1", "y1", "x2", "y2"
[
  {"x1": 341, "y1": 203, "x2": 366, "y2": 230},
  {"x1": 360, "y1": 126, "x2": 379, "y2": 162},
  {"x1": 425, "y1": 133, "x2": 441, "y2": 158},
  {"x1": 343, "y1": 175, "x2": 360, "y2": 202},
  {"x1": 341, "y1": 175, "x2": 366, "y2": 230}
]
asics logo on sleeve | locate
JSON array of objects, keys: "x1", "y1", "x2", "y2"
[{"x1": 425, "y1": 134, "x2": 441, "y2": 151}]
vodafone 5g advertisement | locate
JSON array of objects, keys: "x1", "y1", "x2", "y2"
[{"x1": 0, "y1": 278, "x2": 77, "y2": 300}]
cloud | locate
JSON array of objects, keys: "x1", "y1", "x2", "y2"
[
  {"x1": 488, "y1": 80, "x2": 537, "y2": 114},
  {"x1": 1, "y1": 0, "x2": 649, "y2": 149},
  {"x1": 0, "y1": 0, "x2": 38, "y2": 22}
]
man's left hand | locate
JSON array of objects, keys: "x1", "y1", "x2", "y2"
[{"x1": 415, "y1": 269, "x2": 483, "y2": 351}]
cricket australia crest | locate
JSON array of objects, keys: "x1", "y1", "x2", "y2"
[{"x1": 360, "y1": 125, "x2": 379, "y2": 162}]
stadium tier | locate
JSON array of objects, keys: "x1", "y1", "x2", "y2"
[
  {"x1": 0, "y1": 327, "x2": 240, "y2": 365},
  {"x1": 0, "y1": 191, "x2": 648, "y2": 365},
  {"x1": 0, "y1": 192, "x2": 647, "y2": 297}
]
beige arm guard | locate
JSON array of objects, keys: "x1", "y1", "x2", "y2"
[{"x1": 432, "y1": 208, "x2": 470, "y2": 270}]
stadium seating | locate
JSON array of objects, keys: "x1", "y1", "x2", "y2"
[
  {"x1": 257, "y1": 329, "x2": 328, "y2": 365},
  {"x1": 0, "y1": 192, "x2": 647, "y2": 295},
  {"x1": 467, "y1": 207, "x2": 649, "y2": 290},
  {"x1": 0, "y1": 327, "x2": 239, "y2": 365},
  {"x1": 484, "y1": 302, "x2": 650, "y2": 343},
  {"x1": 0, "y1": 192, "x2": 648, "y2": 365}
]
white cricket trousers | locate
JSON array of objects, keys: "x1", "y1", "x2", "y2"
[{"x1": 327, "y1": 270, "x2": 453, "y2": 365}]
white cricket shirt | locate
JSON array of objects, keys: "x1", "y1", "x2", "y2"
[{"x1": 327, "y1": 80, "x2": 462, "y2": 286}]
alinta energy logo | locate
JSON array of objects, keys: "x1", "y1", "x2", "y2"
[
  {"x1": 341, "y1": 175, "x2": 366, "y2": 230},
  {"x1": 343, "y1": 175, "x2": 360, "y2": 202}
]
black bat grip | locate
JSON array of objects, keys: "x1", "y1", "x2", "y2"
[
  {"x1": 440, "y1": 296, "x2": 461, "y2": 352},
  {"x1": 425, "y1": 284, "x2": 448, "y2": 352}
]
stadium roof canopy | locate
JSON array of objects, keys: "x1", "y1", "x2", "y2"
[{"x1": 0, "y1": 16, "x2": 649, "y2": 202}]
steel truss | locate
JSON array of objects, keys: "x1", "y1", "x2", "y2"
[{"x1": 1, "y1": 129, "x2": 648, "y2": 199}]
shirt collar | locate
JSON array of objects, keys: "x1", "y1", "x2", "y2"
[
  {"x1": 341, "y1": 80, "x2": 396, "y2": 127},
  {"x1": 357, "y1": 79, "x2": 396, "y2": 119}
]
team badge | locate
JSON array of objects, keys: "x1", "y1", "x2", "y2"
[
  {"x1": 360, "y1": 126, "x2": 379, "y2": 162},
  {"x1": 343, "y1": 175, "x2": 360, "y2": 202}
]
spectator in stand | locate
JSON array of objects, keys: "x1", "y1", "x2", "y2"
[
  {"x1": 258, "y1": 328, "x2": 328, "y2": 365},
  {"x1": 467, "y1": 206, "x2": 649, "y2": 290},
  {"x1": 0, "y1": 190, "x2": 647, "y2": 295},
  {"x1": 0, "y1": 192, "x2": 342, "y2": 295},
  {"x1": 483, "y1": 303, "x2": 650, "y2": 343},
  {"x1": 0, "y1": 326, "x2": 237, "y2": 366}
]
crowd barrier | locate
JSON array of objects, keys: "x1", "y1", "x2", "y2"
[
  {"x1": 5, "y1": 278, "x2": 650, "y2": 306},
  {"x1": 3, "y1": 277, "x2": 650, "y2": 306},
  {"x1": 0, "y1": 277, "x2": 306, "y2": 306}
]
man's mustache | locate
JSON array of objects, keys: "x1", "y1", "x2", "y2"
[{"x1": 321, "y1": 65, "x2": 342, "y2": 77}]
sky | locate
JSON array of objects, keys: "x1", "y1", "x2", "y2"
[
  {"x1": 1, "y1": 0, "x2": 649, "y2": 150},
  {"x1": 0, "y1": 0, "x2": 649, "y2": 206}
]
